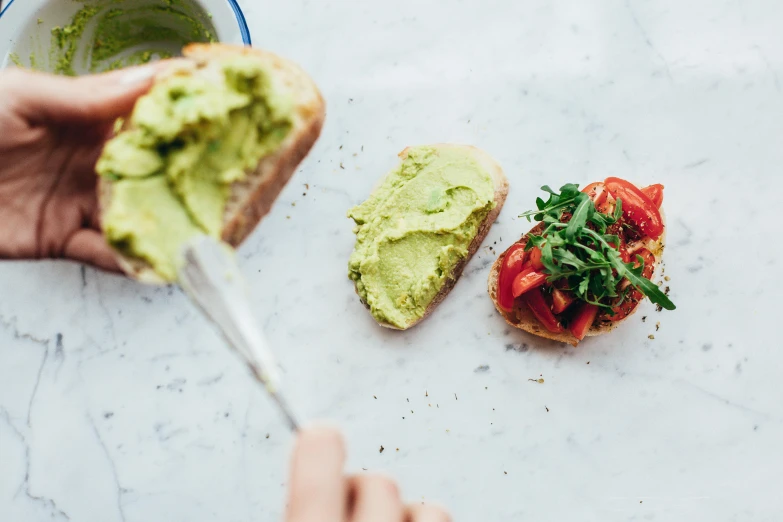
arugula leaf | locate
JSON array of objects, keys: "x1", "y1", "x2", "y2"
[
  {"x1": 517, "y1": 183, "x2": 676, "y2": 312},
  {"x1": 612, "y1": 255, "x2": 676, "y2": 310},
  {"x1": 566, "y1": 195, "x2": 592, "y2": 242}
]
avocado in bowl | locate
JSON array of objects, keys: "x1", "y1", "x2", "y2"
[{"x1": 0, "y1": 0, "x2": 251, "y2": 74}]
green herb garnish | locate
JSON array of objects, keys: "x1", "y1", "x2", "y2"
[{"x1": 519, "y1": 183, "x2": 675, "y2": 312}]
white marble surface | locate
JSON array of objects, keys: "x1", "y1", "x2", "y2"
[{"x1": 2, "y1": 0, "x2": 783, "y2": 520}]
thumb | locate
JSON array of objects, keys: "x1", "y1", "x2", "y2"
[{"x1": 6, "y1": 63, "x2": 167, "y2": 124}]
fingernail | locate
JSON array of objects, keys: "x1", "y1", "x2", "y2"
[{"x1": 119, "y1": 64, "x2": 157, "y2": 85}]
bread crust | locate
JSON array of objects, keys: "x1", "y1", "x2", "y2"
[
  {"x1": 354, "y1": 144, "x2": 509, "y2": 330},
  {"x1": 487, "y1": 212, "x2": 666, "y2": 346},
  {"x1": 97, "y1": 44, "x2": 325, "y2": 283}
]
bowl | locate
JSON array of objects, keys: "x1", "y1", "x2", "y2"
[{"x1": 0, "y1": 0, "x2": 250, "y2": 74}]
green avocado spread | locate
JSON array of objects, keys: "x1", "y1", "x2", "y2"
[
  {"x1": 11, "y1": 0, "x2": 216, "y2": 75},
  {"x1": 348, "y1": 146, "x2": 496, "y2": 329},
  {"x1": 96, "y1": 56, "x2": 293, "y2": 281}
]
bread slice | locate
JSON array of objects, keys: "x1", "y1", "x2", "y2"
[
  {"x1": 353, "y1": 144, "x2": 509, "y2": 330},
  {"x1": 487, "y1": 214, "x2": 666, "y2": 346},
  {"x1": 97, "y1": 43, "x2": 325, "y2": 283}
]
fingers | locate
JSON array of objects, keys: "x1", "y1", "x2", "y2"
[
  {"x1": 285, "y1": 425, "x2": 347, "y2": 522},
  {"x1": 283, "y1": 426, "x2": 449, "y2": 522},
  {"x1": 62, "y1": 229, "x2": 121, "y2": 273},
  {"x1": 405, "y1": 503, "x2": 452, "y2": 522},
  {"x1": 3, "y1": 61, "x2": 174, "y2": 125},
  {"x1": 348, "y1": 474, "x2": 404, "y2": 522}
]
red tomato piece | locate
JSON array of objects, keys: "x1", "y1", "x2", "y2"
[
  {"x1": 604, "y1": 177, "x2": 664, "y2": 240},
  {"x1": 511, "y1": 268, "x2": 547, "y2": 298},
  {"x1": 606, "y1": 289, "x2": 643, "y2": 322},
  {"x1": 551, "y1": 287, "x2": 576, "y2": 314},
  {"x1": 569, "y1": 303, "x2": 599, "y2": 341},
  {"x1": 582, "y1": 182, "x2": 608, "y2": 207},
  {"x1": 529, "y1": 246, "x2": 545, "y2": 271},
  {"x1": 633, "y1": 248, "x2": 655, "y2": 279},
  {"x1": 524, "y1": 288, "x2": 564, "y2": 333},
  {"x1": 605, "y1": 247, "x2": 655, "y2": 322},
  {"x1": 641, "y1": 184, "x2": 664, "y2": 208},
  {"x1": 607, "y1": 230, "x2": 631, "y2": 263},
  {"x1": 497, "y1": 243, "x2": 528, "y2": 312}
]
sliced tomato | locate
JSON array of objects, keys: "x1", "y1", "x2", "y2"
[
  {"x1": 606, "y1": 289, "x2": 642, "y2": 322},
  {"x1": 641, "y1": 184, "x2": 664, "y2": 208},
  {"x1": 524, "y1": 288, "x2": 564, "y2": 333},
  {"x1": 606, "y1": 225, "x2": 631, "y2": 263},
  {"x1": 497, "y1": 243, "x2": 528, "y2": 312},
  {"x1": 511, "y1": 268, "x2": 547, "y2": 298},
  {"x1": 582, "y1": 182, "x2": 608, "y2": 207},
  {"x1": 604, "y1": 247, "x2": 655, "y2": 322},
  {"x1": 529, "y1": 246, "x2": 545, "y2": 271},
  {"x1": 634, "y1": 248, "x2": 655, "y2": 279},
  {"x1": 604, "y1": 177, "x2": 664, "y2": 240},
  {"x1": 569, "y1": 303, "x2": 599, "y2": 341},
  {"x1": 551, "y1": 287, "x2": 576, "y2": 314}
]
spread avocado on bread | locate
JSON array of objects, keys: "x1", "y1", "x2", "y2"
[
  {"x1": 348, "y1": 144, "x2": 508, "y2": 330},
  {"x1": 488, "y1": 178, "x2": 675, "y2": 346},
  {"x1": 96, "y1": 43, "x2": 325, "y2": 283}
]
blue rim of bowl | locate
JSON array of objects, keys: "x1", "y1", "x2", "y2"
[
  {"x1": 0, "y1": 0, "x2": 251, "y2": 45},
  {"x1": 227, "y1": 0, "x2": 251, "y2": 45}
]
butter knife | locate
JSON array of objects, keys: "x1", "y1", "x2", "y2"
[{"x1": 178, "y1": 235, "x2": 301, "y2": 432}]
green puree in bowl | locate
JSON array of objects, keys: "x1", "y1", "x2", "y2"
[{"x1": 14, "y1": 0, "x2": 217, "y2": 75}]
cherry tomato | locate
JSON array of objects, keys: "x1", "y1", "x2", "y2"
[
  {"x1": 604, "y1": 177, "x2": 664, "y2": 240},
  {"x1": 524, "y1": 288, "x2": 564, "y2": 333},
  {"x1": 569, "y1": 303, "x2": 599, "y2": 341},
  {"x1": 641, "y1": 184, "x2": 664, "y2": 209},
  {"x1": 551, "y1": 287, "x2": 576, "y2": 314},
  {"x1": 529, "y1": 246, "x2": 545, "y2": 271},
  {"x1": 497, "y1": 243, "x2": 527, "y2": 312},
  {"x1": 582, "y1": 182, "x2": 608, "y2": 207},
  {"x1": 511, "y1": 268, "x2": 547, "y2": 298}
]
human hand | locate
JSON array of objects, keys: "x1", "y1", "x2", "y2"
[
  {"x1": 0, "y1": 65, "x2": 163, "y2": 271},
  {"x1": 285, "y1": 426, "x2": 450, "y2": 522}
]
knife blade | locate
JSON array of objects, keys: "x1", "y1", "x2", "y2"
[{"x1": 178, "y1": 235, "x2": 301, "y2": 432}]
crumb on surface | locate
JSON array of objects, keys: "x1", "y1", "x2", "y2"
[
  {"x1": 648, "y1": 334, "x2": 655, "y2": 340},
  {"x1": 379, "y1": 445, "x2": 384, "y2": 453}
]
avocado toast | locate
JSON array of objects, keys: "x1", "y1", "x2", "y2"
[
  {"x1": 348, "y1": 144, "x2": 508, "y2": 330},
  {"x1": 96, "y1": 43, "x2": 325, "y2": 283}
]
